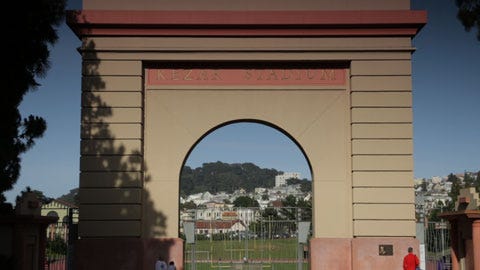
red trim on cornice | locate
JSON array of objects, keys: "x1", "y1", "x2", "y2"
[
  {"x1": 75, "y1": 28, "x2": 419, "y2": 37},
  {"x1": 67, "y1": 10, "x2": 427, "y2": 37},
  {"x1": 69, "y1": 10, "x2": 427, "y2": 26}
]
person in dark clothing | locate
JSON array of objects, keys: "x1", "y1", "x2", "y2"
[{"x1": 167, "y1": 261, "x2": 176, "y2": 270}]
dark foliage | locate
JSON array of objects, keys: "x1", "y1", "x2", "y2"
[
  {"x1": 57, "y1": 188, "x2": 79, "y2": 206},
  {"x1": 477, "y1": 171, "x2": 480, "y2": 193},
  {"x1": 46, "y1": 237, "x2": 67, "y2": 256},
  {"x1": 446, "y1": 173, "x2": 462, "y2": 210},
  {"x1": 286, "y1": 178, "x2": 312, "y2": 192},
  {"x1": 233, "y1": 196, "x2": 259, "y2": 207},
  {"x1": 279, "y1": 195, "x2": 312, "y2": 221},
  {"x1": 15, "y1": 186, "x2": 53, "y2": 205},
  {"x1": 180, "y1": 162, "x2": 280, "y2": 196},
  {"x1": 1, "y1": 0, "x2": 66, "y2": 203},
  {"x1": 445, "y1": 171, "x2": 480, "y2": 210},
  {"x1": 455, "y1": 0, "x2": 480, "y2": 40},
  {"x1": 180, "y1": 200, "x2": 197, "y2": 210}
]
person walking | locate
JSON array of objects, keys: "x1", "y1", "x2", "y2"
[
  {"x1": 167, "y1": 261, "x2": 176, "y2": 270},
  {"x1": 403, "y1": 247, "x2": 420, "y2": 270},
  {"x1": 155, "y1": 257, "x2": 167, "y2": 270}
]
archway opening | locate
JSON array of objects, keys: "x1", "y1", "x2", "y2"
[{"x1": 179, "y1": 120, "x2": 313, "y2": 269}]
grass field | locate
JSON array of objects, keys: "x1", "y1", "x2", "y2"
[
  {"x1": 184, "y1": 262, "x2": 308, "y2": 270},
  {"x1": 184, "y1": 238, "x2": 309, "y2": 270}
]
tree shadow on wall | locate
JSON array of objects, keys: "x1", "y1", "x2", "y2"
[{"x1": 74, "y1": 36, "x2": 176, "y2": 269}]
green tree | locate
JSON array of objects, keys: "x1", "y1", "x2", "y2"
[
  {"x1": 279, "y1": 195, "x2": 312, "y2": 221},
  {"x1": 475, "y1": 171, "x2": 480, "y2": 193},
  {"x1": 181, "y1": 201, "x2": 197, "y2": 210},
  {"x1": 261, "y1": 207, "x2": 278, "y2": 219},
  {"x1": 447, "y1": 173, "x2": 462, "y2": 210},
  {"x1": 1, "y1": 0, "x2": 66, "y2": 203},
  {"x1": 297, "y1": 197, "x2": 312, "y2": 221},
  {"x1": 286, "y1": 178, "x2": 312, "y2": 192},
  {"x1": 420, "y1": 179, "x2": 428, "y2": 192},
  {"x1": 464, "y1": 172, "x2": 475, "y2": 188},
  {"x1": 279, "y1": 195, "x2": 299, "y2": 220},
  {"x1": 57, "y1": 187, "x2": 79, "y2": 206},
  {"x1": 455, "y1": 0, "x2": 480, "y2": 40},
  {"x1": 286, "y1": 178, "x2": 301, "y2": 185},
  {"x1": 46, "y1": 236, "x2": 67, "y2": 256},
  {"x1": 428, "y1": 201, "x2": 446, "y2": 222},
  {"x1": 233, "y1": 196, "x2": 259, "y2": 207},
  {"x1": 15, "y1": 186, "x2": 53, "y2": 205},
  {"x1": 428, "y1": 208, "x2": 442, "y2": 222},
  {"x1": 180, "y1": 162, "x2": 280, "y2": 196}
]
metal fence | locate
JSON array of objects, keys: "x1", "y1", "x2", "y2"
[
  {"x1": 45, "y1": 254, "x2": 66, "y2": 270},
  {"x1": 45, "y1": 208, "x2": 78, "y2": 270},
  {"x1": 424, "y1": 222, "x2": 452, "y2": 270},
  {"x1": 182, "y1": 207, "x2": 311, "y2": 270}
]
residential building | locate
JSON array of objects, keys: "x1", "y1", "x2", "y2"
[{"x1": 275, "y1": 172, "x2": 300, "y2": 187}]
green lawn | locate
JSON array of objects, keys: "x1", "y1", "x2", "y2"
[
  {"x1": 184, "y1": 262, "x2": 308, "y2": 270},
  {"x1": 184, "y1": 238, "x2": 309, "y2": 270}
]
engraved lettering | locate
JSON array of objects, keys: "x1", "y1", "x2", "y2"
[
  {"x1": 256, "y1": 70, "x2": 264, "y2": 80},
  {"x1": 320, "y1": 69, "x2": 336, "y2": 80},
  {"x1": 156, "y1": 70, "x2": 167, "y2": 80},
  {"x1": 211, "y1": 70, "x2": 222, "y2": 80},
  {"x1": 172, "y1": 69, "x2": 180, "y2": 80},
  {"x1": 148, "y1": 68, "x2": 344, "y2": 86},
  {"x1": 291, "y1": 70, "x2": 301, "y2": 80},
  {"x1": 307, "y1": 69, "x2": 316, "y2": 80},
  {"x1": 198, "y1": 70, "x2": 209, "y2": 80},
  {"x1": 266, "y1": 70, "x2": 279, "y2": 80},
  {"x1": 244, "y1": 69, "x2": 253, "y2": 80},
  {"x1": 184, "y1": 69, "x2": 193, "y2": 81}
]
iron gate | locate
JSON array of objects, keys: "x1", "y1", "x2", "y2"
[
  {"x1": 424, "y1": 222, "x2": 451, "y2": 270},
  {"x1": 45, "y1": 208, "x2": 78, "y2": 270},
  {"x1": 182, "y1": 207, "x2": 311, "y2": 270}
]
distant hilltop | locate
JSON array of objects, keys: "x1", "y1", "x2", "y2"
[
  {"x1": 181, "y1": 161, "x2": 288, "y2": 196},
  {"x1": 56, "y1": 161, "x2": 309, "y2": 203},
  {"x1": 414, "y1": 171, "x2": 479, "y2": 186}
]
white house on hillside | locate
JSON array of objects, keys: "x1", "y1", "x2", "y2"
[{"x1": 275, "y1": 172, "x2": 301, "y2": 187}]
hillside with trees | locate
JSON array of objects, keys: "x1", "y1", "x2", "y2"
[
  {"x1": 180, "y1": 162, "x2": 282, "y2": 196},
  {"x1": 54, "y1": 162, "x2": 302, "y2": 202}
]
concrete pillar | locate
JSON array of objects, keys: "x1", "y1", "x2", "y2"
[
  {"x1": 473, "y1": 220, "x2": 480, "y2": 270},
  {"x1": 450, "y1": 222, "x2": 459, "y2": 270}
]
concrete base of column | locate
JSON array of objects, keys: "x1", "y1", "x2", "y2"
[
  {"x1": 473, "y1": 220, "x2": 480, "y2": 270},
  {"x1": 309, "y1": 238, "x2": 352, "y2": 270},
  {"x1": 352, "y1": 237, "x2": 419, "y2": 270},
  {"x1": 74, "y1": 237, "x2": 184, "y2": 270},
  {"x1": 309, "y1": 237, "x2": 419, "y2": 270}
]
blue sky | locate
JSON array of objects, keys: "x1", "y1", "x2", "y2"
[{"x1": 4, "y1": 0, "x2": 479, "y2": 203}]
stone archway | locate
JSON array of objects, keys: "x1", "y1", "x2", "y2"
[
  {"x1": 142, "y1": 62, "x2": 351, "y2": 268},
  {"x1": 178, "y1": 120, "x2": 314, "y2": 266},
  {"x1": 179, "y1": 118, "x2": 314, "y2": 189},
  {"x1": 69, "y1": 1, "x2": 426, "y2": 269}
]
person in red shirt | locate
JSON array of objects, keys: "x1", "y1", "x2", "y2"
[{"x1": 403, "y1": 247, "x2": 420, "y2": 270}]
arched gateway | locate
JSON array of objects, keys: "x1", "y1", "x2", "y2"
[{"x1": 68, "y1": 0, "x2": 426, "y2": 269}]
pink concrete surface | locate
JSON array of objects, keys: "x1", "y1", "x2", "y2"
[
  {"x1": 67, "y1": 10, "x2": 427, "y2": 37},
  {"x1": 74, "y1": 238, "x2": 184, "y2": 270},
  {"x1": 465, "y1": 239, "x2": 474, "y2": 270},
  {"x1": 351, "y1": 237, "x2": 419, "y2": 270},
  {"x1": 473, "y1": 220, "x2": 480, "y2": 270},
  {"x1": 309, "y1": 238, "x2": 352, "y2": 270}
]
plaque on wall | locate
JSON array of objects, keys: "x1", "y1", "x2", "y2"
[{"x1": 379, "y1": 245, "x2": 393, "y2": 256}]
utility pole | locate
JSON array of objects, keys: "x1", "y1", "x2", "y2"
[{"x1": 297, "y1": 208, "x2": 302, "y2": 270}]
